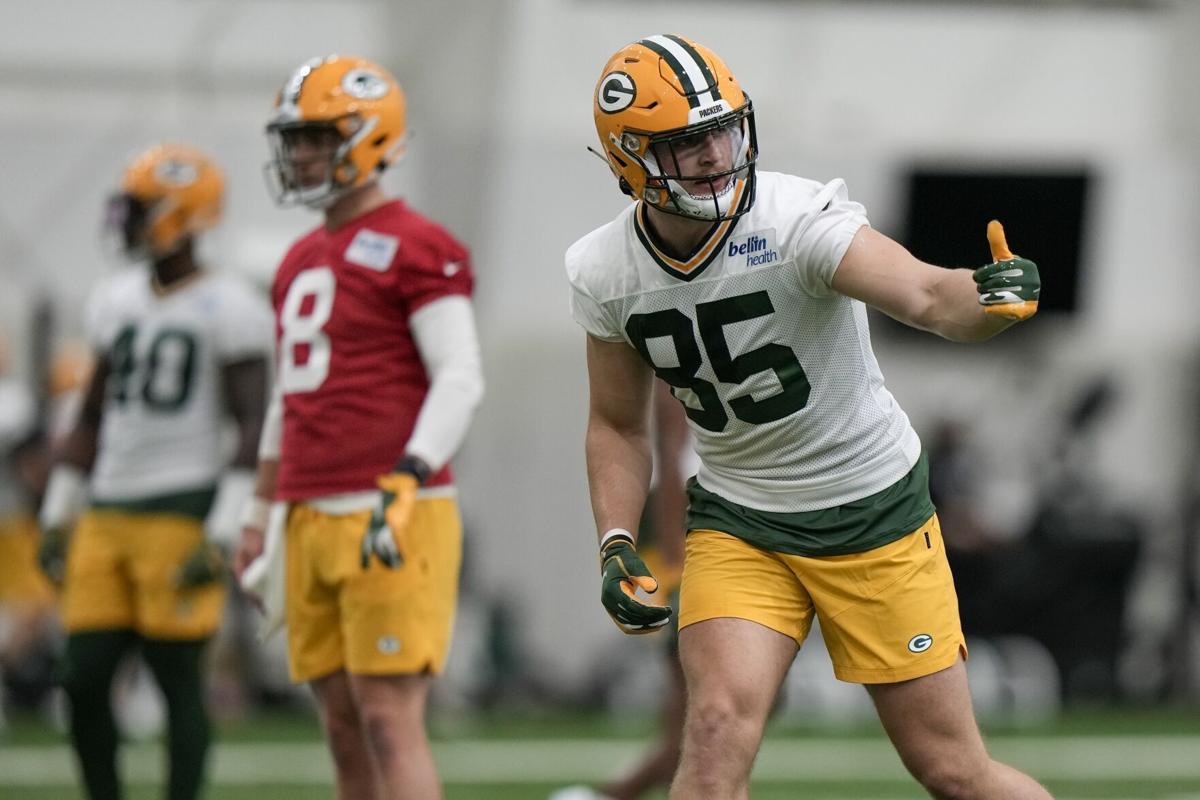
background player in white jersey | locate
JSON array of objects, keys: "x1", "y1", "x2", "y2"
[
  {"x1": 37, "y1": 144, "x2": 272, "y2": 800},
  {"x1": 568, "y1": 35, "x2": 1049, "y2": 799},
  {"x1": 233, "y1": 55, "x2": 483, "y2": 799}
]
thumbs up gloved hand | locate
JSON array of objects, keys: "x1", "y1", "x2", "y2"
[{"x1": 974, "y1": 220, "x2": 1040, "y2": 321}]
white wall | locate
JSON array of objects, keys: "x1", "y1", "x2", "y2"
[{"x1": 1, "y1": 0, "x2": 1195, "y2": 682}]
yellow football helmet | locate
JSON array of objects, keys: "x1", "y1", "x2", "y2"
[
  {"x1": 107, "y1": 143, "x2": 223, "y2": 259},
  {"x1": 264, "y1": 55, "x2": 406, "y2": 208},
  {"x1": 593, "y1": 35, "x2": 757, "y2": 221}
]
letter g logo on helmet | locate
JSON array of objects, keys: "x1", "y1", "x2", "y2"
[
  {"x1": 597, "y1": 71, "x2": 636, "y2": 113},
  {"x1": 154, "y1": 159, "x2": 198, "y2": 187}
]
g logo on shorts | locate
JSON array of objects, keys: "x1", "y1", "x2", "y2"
[{"x1": 907, "y1": 633, "x2": 934, "y2": 653}]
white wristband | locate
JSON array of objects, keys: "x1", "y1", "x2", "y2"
[
  {"x1": 207, "y1": 469, "x2": 258, "y2": 545},
  {"x1": 39, "y1": 465, "x2": 88, "y2": 531},
  {"x1": 237, "y1": 495, "x2": 271, "y2": 532},
  {"x1": 599, "y1": 528, "x2": 635, "y2": 551}
]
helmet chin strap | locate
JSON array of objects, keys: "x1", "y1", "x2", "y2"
[
  {"x1": 296, "y1": 151, "x2": 353, "y2": 210},
  {"x1": 665, "y1": 175, "x2": 740, "y2": 220},
  {"x1": 300, "y1": 182, "x2": 343, "y2": 210},
  {"x1": 302, "y1": 175, "x2": 381, "y2": 212}
]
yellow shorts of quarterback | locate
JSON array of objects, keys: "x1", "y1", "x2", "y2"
[
  {"x1": 0, "y1": 513, "x2": 55, "y2": 609},
  {"x1": 284, "y1": 495, "x2": 462, "y2": 684},
  {"x1": 679, "y1": 514, "x2": 967, "y2": 684},
  {"x1": 61, "y1": 509, "x2": 224, "y2": 639}
]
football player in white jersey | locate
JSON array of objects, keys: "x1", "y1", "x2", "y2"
[
  {"x1": 37, "y1": 144, "x2": 272, "y2": 800},
  {"x1": 569, "y1": 35, "x2": 1049, "y2": 799}
]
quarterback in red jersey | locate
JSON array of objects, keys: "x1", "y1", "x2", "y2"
[
  {"x1": 233, "y1": 55, "x2": 483, "y2": 800},
  {"x1": 271, "y1": 200, "x2": 470, "y2": 498}
]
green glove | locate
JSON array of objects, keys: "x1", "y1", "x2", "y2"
[
  {"x1": 37, "y1": 527, "x2": 70, "y2": 587},
  {"x1": 360, "y1": 470, "x2": 421, "y2": 570},
  {"x1": 600, "y1": 533, "x2": 672, "y2": 635},
  {"x1": 974, "y1": 220, "x2": 1040, "y2": 320},
  {"x1": 176, "y1": 541, "x2": 225, "y2": 588}
]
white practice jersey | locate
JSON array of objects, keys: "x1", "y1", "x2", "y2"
[
  {"x1": 86, "y1": 268, "x2": 273, "y2": 501},
  {"x1": 567, "y1": 171, "x2": 920, "y2": 513}
]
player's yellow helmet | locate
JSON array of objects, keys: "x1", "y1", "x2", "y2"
[
  {"x1": 108, "y1": 143, "x2": 223, "y2": 259},
  {"x1": 593, "y1": 35, "x2": 757, "y2": 221},
  {"x1": 265, "y1": 55, "x2": 406, "y2": 208}
]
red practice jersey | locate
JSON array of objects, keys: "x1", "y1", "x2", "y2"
[{"x1": 272, "y1": 200, "x2": 473, "y2": 499}]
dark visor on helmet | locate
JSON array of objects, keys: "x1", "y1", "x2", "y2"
[{"x1": 104, "y1": 193, "x2": 150, "y2": 254}]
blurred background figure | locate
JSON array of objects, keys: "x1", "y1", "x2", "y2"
[
  {"x1": 928, "y1": 377, "x2": 1143, "y2": 706},
  {"x1": 45, "y1": 340, "x2": 96, "y2": 447},
  {"x1": 36, "y1": 143, "x2": 271, "y2": 800},
  {"x1": 551, "y1": 384, "x2": 691, "y2": 800},
  {"x1": 234, "y1": 53, "x2": 484, "y2": 800},
  {"x1": 0, "y1": 334, "x2": 57, "y2": 730}
]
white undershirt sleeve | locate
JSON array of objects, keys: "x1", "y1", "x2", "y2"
[
  {"x1": 405, "y1": 295, "x2": 484, "y2": 472},
  {"x1": 257, "y1": 381, "x2": 284, "y2": 460}
]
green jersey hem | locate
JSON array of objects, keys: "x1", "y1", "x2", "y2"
[
  {"x1": 685, "y1": 452, "x2": 935, "y2": 556},
  {"x1": 90, "y1": 486, "x2": 217, "y2": 521}
]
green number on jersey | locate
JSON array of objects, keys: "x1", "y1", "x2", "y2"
[
  {"x1": 697, "y1": 292, "x2": 811, "y2": 424},
  {"x1": 626, "y1": 308, "x2": 728, "y2": 432},
  {"x1": 625, "y1": 290, "x2": 810, "y2": 431},
  {"x1": 108, "y1": 325, "x2": 198, "y2": 412}
]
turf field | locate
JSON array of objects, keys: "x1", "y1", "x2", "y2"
[{"x1": 3, "y1": 709, "x2": 1199, "y2": 798}]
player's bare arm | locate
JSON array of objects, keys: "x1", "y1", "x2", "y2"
[
  {"x1": 56, "y1": 356, "x2": 108, "y2": 471},
  {"x1": 232, "y1": 459, "x2": 277, "y2": 584},
  {"x1": 185, "y1": 356, "x2": 267, "y2": 588},
  {"x1": 36, "y1": 355, "x2": 109, "y2": 583},
  {"x1": 585, "y1": 334, "x2": 656, "y2": 538},
  {"x1": 176, "y1": 356, "x2": 270, "y2": 589},
  {"x1": 832, "y1": 224, "x2": 1039, "y2": 342},
  {"x1": 586, "y1": 335, "x2": 673, "y2": 635},
  {"x1": 232, "y1": 384, "x2": 280, "y2": 581},
  {"x1": 222, "y1": 357, "x2": 269, "y2": 469}
]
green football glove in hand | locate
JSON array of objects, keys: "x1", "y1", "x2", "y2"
[
  {"x1": 361, "y1": 457, "x2": 429, "y2": 570},
  {"x1": 37, "y1": 527, "x2": 69, "y2": 587},
  {"x1": 176, "y1": 541, "x2": 225, "y2": 588},
  {"x1": 600, "y1": 533, "x2": 673, "y2": 635},
  {"x1": 974, "y1": 220, "x2": 1040, "y2": 321}
]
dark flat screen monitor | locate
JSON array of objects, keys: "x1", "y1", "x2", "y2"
[{"x1": 902, "y1": 167, "x2": 1090, "y2": 314}]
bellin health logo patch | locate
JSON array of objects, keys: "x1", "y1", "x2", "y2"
[{"x1": 726, "y1": 229, "x2": 778, "y2": 267}]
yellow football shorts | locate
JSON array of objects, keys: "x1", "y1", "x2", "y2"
[
  {"x1": 0, "y1": 513, "x2": 55, "y2": 608},
  {"x1": 61, "y1": 509, "x2": 224, "y2": 639},
  {"x1": 679, "y1": 514, "x2": 966, "y2": 684},
  {"x1": 284, "y1": 495, "x2": 462, "y2": 683}
]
